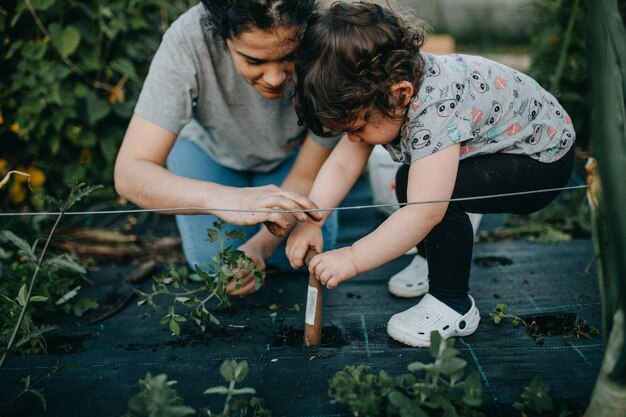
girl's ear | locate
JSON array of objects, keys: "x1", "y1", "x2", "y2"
[{"x1": 390, "y1": 81, "x2": 414, "y2": 106}]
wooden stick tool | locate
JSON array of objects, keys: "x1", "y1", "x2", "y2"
[{"x1": 304, "y1": 248, "x2": 323, "y2": 346}]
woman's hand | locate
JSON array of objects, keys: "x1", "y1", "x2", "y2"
[
  {"x1": 226, "y1": 239, "x2": 268, "y2": 297},
  {"x1": 217, "y1": 185, "x2": 322, "y2": 236},
  {"x1": 286, "y1": 222, "x2": 324, "y2": 269},
  {"x1": 309, "y1": 247, "x2": 358, "y2": 289}
]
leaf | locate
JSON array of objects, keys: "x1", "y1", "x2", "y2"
[
  {"x1": 169, "y1": 319, "x2": 181, "y2": 336},
  {"x1": 231, "y1": 387, "x2": 256, "y2": 395},
  {"x1": 429, "y1": 331, "x2": 442, "y2": 357},
  {"x1": 17, "y1": 284, "x2": 28, "y2": 307},
  {"x1": 71, "y1": 297, "x2": 99, "y2": 317},
  {"x1": 29, "y1": 296, "x2": 49, "y2": 303},
  {"x1": 220, "y1": 360, "x2": 236, "y2": 382},
  {"x1": 226, "y1": 229, "x2": 245, "y2": 241},
  {"x1": 85, "y1": 92, "x2": 110, "y2": 126},
  {"x1": 56, "y1": 285, "x2": 81, "y2": 305},
  {"x1": 99, "y1": 135, "x2": 118, "y2": 164},
  {"x1": 66, "y1": 183, "x2": 103, "y2": 209},
  {"x1": 30, "y1": 0, "x2": 55, "y2": 10},
  {"x1": 439, "y1": 357, "x2": 467, "y2": 376},
  {"x1": 111, "y1": 58, "x2": 138, "y2": 80},
  {"x1": 58, "y1": 26, "x2": 81, "y2": 57},
  {"x1": 206, "y1": 229, "x2": 218, "y2": 243},
  {"x1": 0, "y1": 230, "x2": 37, "y2": 263},
  {"x1": 407, "y1": 361, "x2": 430, "y2": 373},
  {"x1": 204, "y1": 386, "x2": 230, "y2": 395},
  {"x1": 234, "y1": 361, "x2": 249, "y2": 383},
  {"x1": 43, "y1": 255, "x2": 86, "y2": 274},
  {"x1": 388, "y1": 391, "x2": 411, "y2": 408}
]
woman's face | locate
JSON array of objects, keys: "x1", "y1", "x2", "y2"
[{"x1": 226, "y1": 26, "x2": 299, "y2": 100}]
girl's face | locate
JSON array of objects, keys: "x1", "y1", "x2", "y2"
[
  {"x1": 226, "y1": 26, "x2": 299, "y2": 100},
  {"x1": 345, "y1": 113, "x2": 404, "y2": 145}
]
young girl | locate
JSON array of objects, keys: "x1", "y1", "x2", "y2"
[{"x1": 286, "y1": 2, "x2": 575, "y2": 347}]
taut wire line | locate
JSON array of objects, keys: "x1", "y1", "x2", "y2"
[{"x1": 0, "y1": 185, "x2": 587, "y2": 218}]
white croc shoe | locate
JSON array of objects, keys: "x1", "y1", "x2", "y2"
[
  {"x1": 387, "y1": 294, "x2": 481, "y2": 347},
  {"x1": 388, "y1": 255, "x2": 429, "y2": 298}
]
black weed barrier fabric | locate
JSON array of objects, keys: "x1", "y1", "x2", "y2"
[{"x1": 0, "y1": 180, "x2": 603, "y2": 417}]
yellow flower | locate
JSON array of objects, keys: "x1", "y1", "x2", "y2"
[
  {"x1": 0, "y1": 113, "x2": 4, "y2": 125},
  {"x1": 9, "y1": 122, "x2": 20, "y2": 134},
  {"x1": 9, "y1": 182, "x2": 26, "y2": 204},
  {"x1": 0, "y1": 159, "x2": 7, "y2": 174},
  {"x1": 26, "y1": 166, "x2": 46, "y2": 186}
]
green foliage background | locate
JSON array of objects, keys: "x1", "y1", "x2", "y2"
[
  {"x1": 527, "y1": 0, "x2": 626, "y2": 151},
  {"x1": 0, "y1": 0, "x2": 196, "y2": 208}
]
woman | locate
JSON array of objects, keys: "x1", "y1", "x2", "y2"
[{"x1": 114, "y1": 0, "x2": 338, "y2": 296}]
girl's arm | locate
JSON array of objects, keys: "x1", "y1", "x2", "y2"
[
  {"x1": 286, "y1": 137, "x2": 374, "y2": 267},
  {"x1": 310, "y1": 143, "x2": 460, "y2": 288},
  {"x1": 235, "y1": 136, "x2": 334, "y2": 268},
  {"x1": 309, "y1": 137, "x2": 374, "y2": 219}
]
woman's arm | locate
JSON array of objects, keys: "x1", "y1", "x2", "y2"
[
  {"x1": 242, "y1": 135, "x2": 334, "y2": 258},
  {"x1": 114, "y1": 113, "x2": 322, "y2": 228},
  {"x1": 310, "y1": 143, "x2": 460, "y2": 289}
]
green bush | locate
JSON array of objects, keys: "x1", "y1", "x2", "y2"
[
  {"x1": 0, "y1": 0, "x2": 194, "y2": 208},
  {"x1": 527, "y1": 0, "x2": 625, "y2": 150}
]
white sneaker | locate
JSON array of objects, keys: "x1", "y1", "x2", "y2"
[
  {"x1": 387, "y1": 294, "x2": 481, "y2": 347},
  {"x1": 388, "y1": 255, "x2": 429, "y2": 298}
]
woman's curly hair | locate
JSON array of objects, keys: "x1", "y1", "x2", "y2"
[
  {"x1": 293, "y1": 1, "x2": 428, "y2": 137},
  {"x1": 200, "y1": 0, "x2": 315, "y2": 43}
]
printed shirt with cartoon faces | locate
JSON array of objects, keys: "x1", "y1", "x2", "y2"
[{"x1": 385, "y1": 53, "x2": 575, "y2": 165}]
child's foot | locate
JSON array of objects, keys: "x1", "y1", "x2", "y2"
[
  {"x1": 386, "y1": 294, "x2": 480, "y2": 347},
  {"x1": 388, "y1": 255, "x2": 429, "y2": 298}
]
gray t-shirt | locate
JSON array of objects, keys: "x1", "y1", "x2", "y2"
[
  {"x1": 387, "y1": 53, "x2": 575, "y2": 165},
  {"x1": 135, "y1": 4, "x2": 336, "y2": 172}
]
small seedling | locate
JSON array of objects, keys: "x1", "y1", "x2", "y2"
[
  {"x1": 513, "y1": 375, "x2": 554, "y2": 415},
  {"x1": 490, "y1": 303, "x2": 523, "y2": 326},
  {"x1": 123, "y1": 373, "x2": 195, "y2": 417},
  {"x1": 491, "y1": 304, "x2": 598, "y2": 345},
  {"x1": 123, "y1": 360, "x2": 271, "y2": 417},
  {"x1": 136, "y1": 221, "x2": 263, "y2": 335},
  {"x1": 329, "y1": 332, "x2": 484, "y2": 417}
]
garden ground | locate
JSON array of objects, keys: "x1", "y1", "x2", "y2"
[{"x1": 0, "y1": 168, "x2": 604, "y2": 416}]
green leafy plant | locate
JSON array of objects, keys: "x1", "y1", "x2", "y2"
[
  {"x1": 0, "y1": 0, "x2": 194, "y2": 207},
  {"x1": 527, "y1": 0, "x2": 590, "y2": 150},
  {"x1": 513, "y1": 376, "x2": 554, "y2": 416},
  {"x1": 0, "y1": 182, "x2": 101, "y2": 367},
  {"x1": 123, "y1": 360, "x2": 271, "y2": 417},
  {"x1": 136, "y1": 221, "x2": 263, "y2": 336},
  {"x1": 329, "y1": 332, "x2": 484, "y2": 417},
  {"x1": 203, "y1": 360, "x2": 271, "y2": 417},
  {"x1": 124, "y1": 373, "x2": 196, "y2": 417},
  {"x1": 0, "y1": 363, "x2": 72, "y2": 417}
]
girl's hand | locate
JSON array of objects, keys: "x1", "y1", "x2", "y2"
[
  {"x1": 217, "y1": 185, "x2": 322, "y2": 235},
  {"x1": 227, "y1": 240, "x2": 267, "y2": 297},
  {"x1": 309, "y1": 247, "x2": 358, "y2": 289},
  {"x1": 286, "y1": 222, "x2": 324, "y2": 269}
]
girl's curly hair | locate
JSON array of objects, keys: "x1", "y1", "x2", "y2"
[
  {"x1": 293, "y1": 1, "x2": 428, "y2": 137},
  {"x1": 200, "y1": 0, "x2": 315, "y2": 44}
]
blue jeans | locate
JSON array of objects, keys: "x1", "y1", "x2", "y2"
[{"x1": 166, "y1": 139, "x2": 338, "y2": 271}]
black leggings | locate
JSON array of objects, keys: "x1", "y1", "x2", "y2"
[{"x1": 395, "y1": 147, "x2": 575, "y2": 300}]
